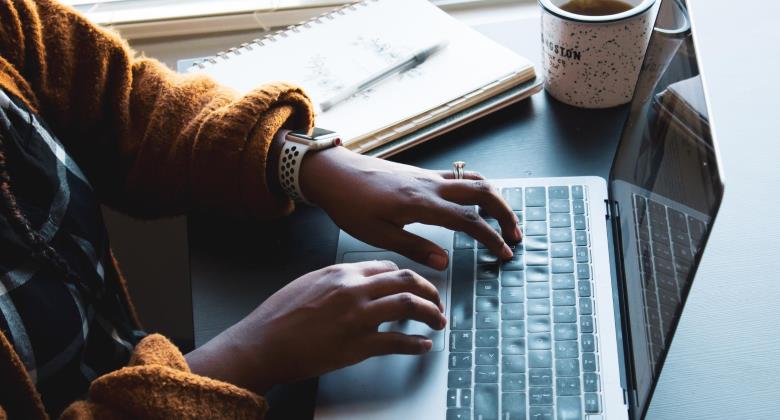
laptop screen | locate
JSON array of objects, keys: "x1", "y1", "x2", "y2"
[{"x1": 607, "y1": 0, "x2": 724, "y2": 416}]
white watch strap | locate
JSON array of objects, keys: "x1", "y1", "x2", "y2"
[{"x1": 278, "y1": 133, "x2": 312, "y2": 205}]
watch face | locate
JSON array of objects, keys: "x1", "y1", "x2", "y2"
[
  {"x1": 287, "y1": 127, "x2": 341, "y2": 147},
  {"x1": 310, "y1": 127, "x2": 337, "y2": 138}
]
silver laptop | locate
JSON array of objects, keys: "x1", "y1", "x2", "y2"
[{"x1": 315, "y1": 0, "x2": 722, "y2": 419}]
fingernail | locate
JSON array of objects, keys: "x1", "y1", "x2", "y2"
[
  {"x1": 422, "y1": 340, "x2": 433, "y2": 352},
  {"x1": 427, "y1": 253, "x2": 448, "y2": 270},
  {"x1": 514, "y1": 226, "x2": 523, "y2": 241},
  {"x1": 501, "y1": 244, "x2": 513, "y2": 259},
  {"x1": 440, "y1": 316, "x2": 448, "y2": 329}
]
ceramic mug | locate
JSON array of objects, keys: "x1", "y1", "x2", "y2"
[{"x1": 539, "y1": 0, "x2": 659, "y2": 108}]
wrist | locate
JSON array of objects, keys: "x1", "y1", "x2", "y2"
[{"x1": 299, "y1": 145, "x2": 352, "y2": 207}]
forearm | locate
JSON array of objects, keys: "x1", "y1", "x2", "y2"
[{"x1": 0, "y1": 0, "x2": 314, "y2": 219}]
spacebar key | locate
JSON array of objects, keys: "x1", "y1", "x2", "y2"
[
  {"x1": 450, "y1": 249, "x2": 475, "y2": 330},
  {"x1": 474, "y1": 384, "x2": 498, "y2": 420}
]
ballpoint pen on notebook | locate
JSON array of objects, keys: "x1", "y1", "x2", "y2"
[{"x1": 319, "y1": 41, "x2": 448, "y2": 112}]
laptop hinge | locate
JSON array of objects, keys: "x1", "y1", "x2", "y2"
[{"x1": 604, "y1": 199, "x2": 611, "y2": 219}]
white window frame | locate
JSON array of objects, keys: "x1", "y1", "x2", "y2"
[{"x1": 65, "y1": 0, "x2": 528, "y2": 40}]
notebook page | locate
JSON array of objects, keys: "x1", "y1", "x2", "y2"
[{"x1": 190, "y1": 0, "x2": 531, "y2": 144}]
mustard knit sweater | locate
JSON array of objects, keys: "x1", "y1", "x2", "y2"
[{"x1": 0, "y1": 0, "x2": 315, "y2": 418}]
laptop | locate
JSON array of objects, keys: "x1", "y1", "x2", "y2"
[{"x1": 315, "y1": 0, "x2": 723, "y2": 418}]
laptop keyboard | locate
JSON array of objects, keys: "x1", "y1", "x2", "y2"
[
  {"x1": 633, "y1": 195, "x2": 705, "y2": 370},
  {"x1": 447, "y1": 185, "x2": 603, "y2": 420}
]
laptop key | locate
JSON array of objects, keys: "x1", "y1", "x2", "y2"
[
  {"x1": 556, "y1": 358, "x2": 580, "y2": 377},
  {"x1": 501, "y1": 338, "x2": 526, "y2": 355},
  {"x1": 449, "y1": 352, "x2": 473, "y2": 370},
  {"x1": 526, "y1": 266, "x2": 550, "y2": 282},
  {"x1": 557, "y1": 396, "x2": 583, "y2": 420},
  {"x1": 474, "y1": 383, "x2": 499, "y2": 420},
  {"x1": 552, "y1": 274, "x2": 575, "y2": 289},
  {"x1": 448, "y1": 389, "x2": 458, "y2": 407},
  {"x1": 529, "y1": 368, "x2": 553, "y2": 386},
  {"x1": 502, "y1": 355, "x2": 526, "y2": 373},
  {"x1": 526, "y1": 206, "x2": 547, "y2": 221},
  {"x1": 460, "y1": 389, "x2": 472, "y2": 407},
  {"x1": 549, "y1": 199, "x2": 570, "y2": 213},
  {"x1": 584, "y1": 372, "x2": 600, "y2": 392},
  {"x1": 476, "y1": 280, "x2": 499, "y2": 297},
  {"x1": 524, "y1": 236, "x2": 548, "y2": 250},
  {"x1": 476, "y1": 297, "x2": 499, "y2": 312},
  {"x1": 577, "y1": 264, "x2": 591, "y2": 280},
  {"x1": 578, "y1": 280, "x2": 591, "y2": 297},
  {"x1": 502, "y1": 373, "x2": 525, "y2": 391},
  {"x1": 529, "y1": 406, "x2": 553, "y2": 420},
  {"x1": 573, "y1": 215, "x2": 587, "y2": 230},
  {"x1": 502, "y1": 303, "x2": 525, "y2": 320},
  {"x1": 528, "y1": 350, "x2": 552, "y2": 368},
  {"x1": 501, "y1": 254, "x2": 524, "y2": 271},
  {"x1": 477, "y1": 249, "x2": 499, "y2": 264},
  {"x1": 580, "y1": 316, "x2": 594, "y2": 333},
  {"x1": 477, "y1": 264, "x2": 499, "y2": 279},
  {"x1": 475, "y1": 365, "x2": 499, "y2": 383},
  {"x1": 551, "y1": 243, "x2": 573, "y2": 258},
  {"x1": 476, "y1": 313, "x2": 499, "y2": 329},
  {"x1": 550, "y1": 213, "x2": 571, "y2": 228},
  {"x1": 580, "y1": 298, "x2": 594, "y2": 315},
  {"x1": 549, "y1": 186, "x2": 569, "y2": 199},
  {"x1": 446, "y1": 408, "x2": 471, "y2": 420},
  {"x1": 502, "y1": 392, "x2": 526, "y2": 420},
  {"x1": 501, "y1": 271, "x2": 524, "y2": 286},
  {"x1": 553, "y1": 290, "x2": 576, "y2": 306},
  {"x1": 526, "y1": 251, "x2": 549, "y2": 265},
  {"x1": 450, "y1": 250, "x2": 474, "y2": 330},
  {"x1": 552, "y1": 258, "x2": 574, "y2": 273},
  {"x1": 525, "y1": 221, "x2": 548, "y2": 236},
  {"x1": 448, "y1": 370, "x2": 472, "y2": 388},
  {"x1": 501, "y1": 287, "x2": 525, "y2": 303},
  {"x1": 572, "y1": 185, "x2": 584, "y2": 199},
  {"x1": 582, "y1": 353, "x2": 597, "y2": 372},
  {"x1": 554, "y1": 324, "x2": 578, "y2": 340},
  {"x1": 475, "y1": 330, "x2": 499, "y2": 347},
  {"x1": 450, "y1": 331, "x2": 473, "y2": 352},
  {"x1": 527, "y1": 298, "x2": 550, "y2": 315},
  {"x1": 554, "y1": 306, "x2": 577, "y2": 323},
  {"x1": 502, "y1": 187, "x2": 523, "y2": 210},
  {"x1": 528, "y1": 332, "x2": 551, "y2": 350},
  {"x1": 575, "y1": 230, "x2": 588, "y2": 246},
  {"x1": 556, "y1": 377, "x2": 581, "y2": 396},
  {"x1": 476, "y1": 348, "x2": 499, "y2": 365},
  {"x1": 555, "y1": 341, "x2": 579, "y2": 358},
  {"x1": 527, "y1": 315, "x2": 551, "y2": 333},
  {"x1": 576, "y1": 246, "x2": 589, "y2": 263},
  {"x1": 525, "y1": 187, "x2": 546, "y2": 207},
  {"x1": 572, "y1": 199, "x2": 585, "y2": 214},
  {"x1": 527, "y1": 282, "x2": 549, "y2": 298},
  {"x1": 585, "y1": 392, "x2": 602, "y2": 413},
  {"x1": 529, "y1": 387, "x2": 553, "y2": 405},
  {"x1": 502, "y1": 321, "x2": 525, "y2": 338},
  {"x1": 550, "y1": 228, "x2": 573, "y2": 242}
]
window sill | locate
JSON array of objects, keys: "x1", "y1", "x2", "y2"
[{"x1": 75, "y1": 0, "x2": 531, "y2": 41}]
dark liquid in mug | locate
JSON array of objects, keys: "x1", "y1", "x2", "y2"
[{"x1": 559, "y1": 0, "x2": 634, "y2": 16}]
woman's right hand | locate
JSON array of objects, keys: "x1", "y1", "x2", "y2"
[{"x1": 185, "y1": 260, "x2": 446, "y2": 394}]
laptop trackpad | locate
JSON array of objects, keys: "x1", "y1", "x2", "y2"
[{"x1": 342, "y1": 251, "x2": 449, "y2": 352}]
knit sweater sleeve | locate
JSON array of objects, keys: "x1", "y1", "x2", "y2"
[
  {"x1": 0, "y1": 0, "x2": 314, "y2": 219},
  {"x1": 59, "y1": 334, "x2": 268, "y2": 419}
]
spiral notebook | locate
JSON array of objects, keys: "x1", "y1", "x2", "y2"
[{"x1": 186, "y1": 0, "x2": 539, "y2": 156}]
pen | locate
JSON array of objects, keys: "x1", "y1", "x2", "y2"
[{"x1": 319, "y1": 41, "x2": 448, "y2": 112}]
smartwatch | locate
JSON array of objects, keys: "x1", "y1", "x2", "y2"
[{"x1": 278, "y1": 127, "x2": 342, "y2": 204}]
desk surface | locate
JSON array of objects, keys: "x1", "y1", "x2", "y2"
[{"x1": 189, "y1": 1, "x2": 780, "y2": 418}]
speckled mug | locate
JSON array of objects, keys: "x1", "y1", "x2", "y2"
[{"x1": 539, "y1": 0, "x2": 658, "y2": 108}]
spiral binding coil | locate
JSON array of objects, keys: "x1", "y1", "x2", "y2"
[{"x1": 190, "y1": 0, "x2": 378, "y2": 70}]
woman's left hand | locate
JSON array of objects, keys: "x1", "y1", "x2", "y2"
[{"x1": 300, "y1": 147, "x2": 522, "y2": 271}]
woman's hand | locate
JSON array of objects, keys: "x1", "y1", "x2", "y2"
[
  {"x1": 185, "y1": 260, "x2": 445, "y2": 394},
  {"x1": 300, "y1": 147, "x2": 521, "y2": 270}
]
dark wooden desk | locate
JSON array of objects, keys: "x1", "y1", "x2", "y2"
[{"x1": 188, "y1": 18, "x2": 628, "y2": 419}]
